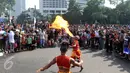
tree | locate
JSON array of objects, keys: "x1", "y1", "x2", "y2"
[
  {"x1": 109, "y1": 0, "x2": 124, "y2": 5},
  {"x1": 82, "y1": 0, "x2": 106, "y2": 24},
  {"x1": 34, "y1": 10, "x2": 43, "y2": 20},
  {"x1": 0, "y1": 0, "x2": 15, "y2": 16},
  {"x1": 115, "y1": 0, "x2": 130, "y2": 24},
  {"x1": 17, "y1": 8, "x2": 44, "y2": 24},
  {"x1": 16, "y1": 11, "x2": 30, "y2": 24},
  {"x1": 62, "y1": 0, "x2": 130, "y2": 24},
  {"x1": 63, "y1": 0, "x2": 82, "y2": 24}
]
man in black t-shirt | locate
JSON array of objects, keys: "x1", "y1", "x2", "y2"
[
  {"x1": 105, "y1": 30, "x2": 114, "y2": 53},
  {"x1": 105, "y1": 30, "x2": 109, "y2": 52},
  {"x1": 119, "y1": 30, "x2": 125, "y2": 55},
  {"x1": 109, "y1": 32, "x2": 114, "y2": 53}
]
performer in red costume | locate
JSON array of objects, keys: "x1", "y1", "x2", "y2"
[
  {"x1": 70, "y1": 35, "x2": 84, "y2": 72},
  {"x1": 36, "y1": 41, "x2": 83, "y2": 73}
]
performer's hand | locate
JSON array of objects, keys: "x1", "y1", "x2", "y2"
[
  {"x1": 80, "y1": 59, "x2": 83, "y2": 64},
  {"x1": 78, "y1": 59, "x2": 83, "y2": 66},
  {"x1": 69, "y1": 46, "x2": 72, "y2": 48},
  {"x1": 36, "y1": 69, "x2": 41, "y2": 73}
]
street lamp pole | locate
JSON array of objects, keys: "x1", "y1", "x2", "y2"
[
  {"x1": 8, "y1": 0, "x2": 12, "y2": 23},
  {"x1": 34, "y1": 5, "x2": 36, "y2": 29},
  {"x1": 80, "y1": 10, "x2": 83, "y2": 25}
]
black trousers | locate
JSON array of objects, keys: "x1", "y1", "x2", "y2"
[
  {"x1": 95, "y1": 37, "x2": 99, "y2": 44},
  {"x1": 91, "y1": 38, "x2": 95, "y2": 48},
  {"x1": 27, "y1": 44, "x2": 31, "y2": 50},
  {"x1": 119, "y1": 41, "x2": 124, "y2": 53},
  {"x1": 106, "y1": 42, "x2": 113, "y2": 53}
]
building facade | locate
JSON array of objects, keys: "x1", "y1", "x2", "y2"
[
  {"x1": 11, "y1": 0, "x2": 26, "y2": 17},
  {"x1": 39, "y1": 0, "x2": 69, "y2": 15},
  {"x1": 76, "y1": 0, "x2": 87, "y2": 9}
]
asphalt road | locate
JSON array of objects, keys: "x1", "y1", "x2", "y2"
[{"x1": 0, "y1": 47, "x2": 130, "y2": 73}]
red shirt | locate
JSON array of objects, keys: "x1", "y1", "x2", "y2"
[
  {"x1": 72, "y1": 40, "x2": 79, "y2": 51},
  {"x1": 91, "y1": 33, "x2": 95, "y2": 38},
  {"x1": 56, "y1": 55, "x2": 70, "y2": 69}
]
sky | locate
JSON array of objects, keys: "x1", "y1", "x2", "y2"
[
  {"x1": 26, "y1": 0, "x2": 116, "y2": 9},
  {"x1": 105, "y1": 0, "x2": 116, "y2": 8},
  {"x1": 26, "y1": 0, "x2": 39, "y2": 9}
]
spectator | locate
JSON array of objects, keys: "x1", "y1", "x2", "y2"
[
  {"x1": 39, "y1": 29, "x2": 44, "y2": 48},
  {"x1": 27, "y1": 35, "x2": 32, "y2": 50},
  {"x1": 8, "y1": 26, "x2": 15, "y2": 53},
  {"x1": 14, "y1": 29, "x2": 20, "y2": 52},
  {"x1": 0, "y1": 27, "x2": 6, "y2": 53}
]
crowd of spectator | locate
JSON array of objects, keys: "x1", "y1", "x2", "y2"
[{"x1": 0, "y1": 19, "x2": 130, "y2": 60}]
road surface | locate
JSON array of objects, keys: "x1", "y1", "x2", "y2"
[{"x1": 0, "y1": 47, "x2": 130, "y2": 73}]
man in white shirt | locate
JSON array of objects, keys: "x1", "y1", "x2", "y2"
[
  {"x1": 39, "y1": 29, "x2": 46, "y2": 48},
  {"x1": 95, "y1": 29, "x2": 100, "y2": 47},
  {"x1": 95, "y1": 30, "x2": 100, "y2": 38},
  {"x1": 8, "y1": 26, "x2": 15, "y2": 53}
]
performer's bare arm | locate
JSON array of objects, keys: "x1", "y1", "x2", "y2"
[
  {"x1": 70, "y1": 43, "x2": 76, "y2": 48},
  {"x1": 70, "y1": 58, "x2": 83, "y2": 67},
  {"x1": 36, "y1": 58, "x2": 56, "y2": 73}
]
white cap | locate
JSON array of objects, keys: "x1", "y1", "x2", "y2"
[{"x1": 16, "y1": 29, "x2": 20, "y2": 32}]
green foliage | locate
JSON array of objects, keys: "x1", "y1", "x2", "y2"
[
  {"x1": 16, "y1": 11, "x2": 30, "y2": 24},
  {"x1": 63, "y1": 0, "x2": 82, "y2": 24},
  {"x1": 82, "y1": 0, "x2": 106, "y2": 24},
  {"x1": 116, "y1": 0, "x2": 130, "y2": 24},
  {"x1": 0, "y1": 0, "x2": 15, "y2": 16},
  {"x1": 17, "y1": 8, "x2": 44, "y2": 24},
  {"x1": 15, "y1": 0, "x2": 130, "y2": 24},
  {"x1": 63, "y1": 0, "x2": 130, "y2": 24},
  {"x1": 109, "y1": 0, "x2": 124, "y2": 5}
]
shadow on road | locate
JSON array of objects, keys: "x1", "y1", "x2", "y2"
[
  {"x1": 92, "y1": 50, "x2": 130, "y2": 73},
  {"x1": 50, "y1": 71, "x2": 57, "y2": 73},
  {"x1": 50, "y1": 71, "x2": 80, "y2": 73},
  {"x1": 82, "y1": 49, "x2": 99, "y2": 54}
]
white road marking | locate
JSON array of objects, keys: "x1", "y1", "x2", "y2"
[{"x1": 0, "y1": 52, "x2": 3, "y2": 56}]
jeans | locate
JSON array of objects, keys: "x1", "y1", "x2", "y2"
[
  {"x1": 91, "y1": 38, "x2": 95, "y2": 48},
  {"x1": 5, "y1": 40, "x2": 9, "y2": 51},
  {"x1": 99, "y1": 38, "x2": 104, "y2": 50},
  {"x1": 9, "y1": 43, "x2": 14, "y2": 52},
  {"x1": 40, "y1": 39, "x2": 45, "y2": 47}
]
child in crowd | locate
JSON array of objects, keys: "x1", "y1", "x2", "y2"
[
  {"x1": 21, "y1": 34, "x2": 26, "y2": 50},
  {"x1": 31, "y1": 36, "x2": 37, "y2": 50},
  {"x1": 36, "y1": 35, "x2": 40, "y2": 48},
  {"x1": 27, "y1": 35, "x2": 32, "y2": 50}
]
